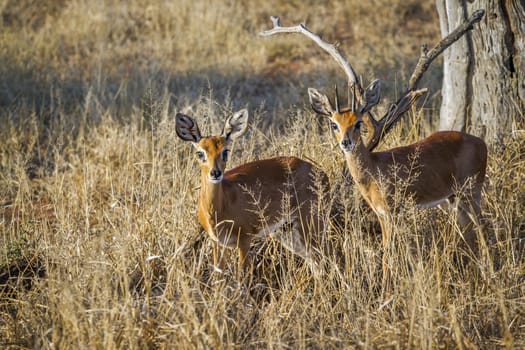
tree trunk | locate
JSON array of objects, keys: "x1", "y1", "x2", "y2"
[
  {"x1": 437, "y1": 0, "x2": 471, "y2": 132},
  {"x1": 437, "y1": 0, "x2": 524, "y2": 142}
]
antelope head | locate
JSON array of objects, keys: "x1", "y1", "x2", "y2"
[
  {"x1": 176, "y1": 109, "x2": 249, "y2": 184},
  {"x1": 308, "y1": 80, "x2": 381, "y2": 153}
]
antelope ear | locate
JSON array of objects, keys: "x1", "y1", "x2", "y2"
[
  {"x1": 176, "y1": 113, "x2": 202, "y2": 142},
  {"x1": 308, "y1": 88, "x2": 334, "y2": 116},
  {"x1": 223, "y1": 109, "x2": 249, "y2": 141},
  {"x1": 359, "y1": 79, "x2": 381, "y2": 114}
]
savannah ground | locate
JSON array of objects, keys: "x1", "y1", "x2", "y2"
[{"x1": 1, "y1": 0, "x2": 524, "y2": 348}]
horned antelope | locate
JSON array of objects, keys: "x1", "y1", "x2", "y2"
[
  {"x1": 261, "y1": 12, "x2": 487, "y2": 292},
  {"x1": 309, "y1": 85, "x2": 487, "y2": 289},
  {"x1": 176, "y1": 109, "x2": 329, "y2": 275}
]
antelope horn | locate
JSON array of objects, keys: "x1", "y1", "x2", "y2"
[
  {"x1": 351, "y1": 84, "x2": 356, "y2": 113},
  {"x1": 334, "y1": 84, "x2": 341, "y2": 113}
]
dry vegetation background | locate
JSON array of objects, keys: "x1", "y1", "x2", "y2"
[{"x1": 0, "y1": 0, "x2": 524, "y2": 348}]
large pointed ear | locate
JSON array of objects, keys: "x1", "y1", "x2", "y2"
[
  {"x1": 308, "y1": 88, "x2": 334, "y2": 116},
  {"x1": 176, "y1": 113, "x2": 202, "y2": 142},
  {"x1": 359, "y1": 79, "x2": 381, "y2": 114},
  {"x1": 222, "y1": 109, "x2": 249, "y2": 141}
]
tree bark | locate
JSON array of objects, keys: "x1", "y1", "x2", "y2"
[
  {"x1": 437, "y1": 0, "x2": 471, "y2": 132},
  {"x1": 437, "y1": 0, "x2": 524, "y2": 142}
]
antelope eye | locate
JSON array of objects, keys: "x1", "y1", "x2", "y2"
[
  {"x1": 330, "y1": 121, "x2": 339, "y2": 131},
  {"x1": 196, "y1": 150, "x2": 206, "y2": 161},
  {"x1": 222, "y1": 149, "x2": 229, "y2": 161}
]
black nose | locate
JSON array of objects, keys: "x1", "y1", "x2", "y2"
[
  {"x1": 210, "y1": 169, "x2": 222, "y2": 179},
  {"x1": 341, "y1": 139, "x2": 350, "y2": 148}
]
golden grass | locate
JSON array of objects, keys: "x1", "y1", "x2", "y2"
[{"x1": 1, "y1": 0, "x2": 524, "y2": 348}]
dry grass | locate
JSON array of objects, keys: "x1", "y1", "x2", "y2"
[{"x1": 1, "y1": 0, "x2": 524, "y2": 349}]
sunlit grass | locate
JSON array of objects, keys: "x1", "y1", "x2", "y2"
[{"x1": 1, "y1": 0, "x2": 524, "y2": 349}]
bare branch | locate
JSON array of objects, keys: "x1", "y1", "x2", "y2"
[
  {"x1": 260, "y1": 16, "x2": 360, "y2": 91},
  {"x1": 366, "y1": 9, "x2": 485, "y2": 151},
  {"x1": 366, "y1": 88, "x2": 428, "y2": 150},
  {"x1": 408, "y1": 9, "x2": 485, "y2": 91},
  {"x1": 260, "y1": 11, "x2": 484, "y2": 152}
]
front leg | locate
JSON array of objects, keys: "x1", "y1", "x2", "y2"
[
  {"x1": 212, "y1": 242, "x2": 226, "y2": 272},
  {"x1": 379, "y1": 216, "x2": 393, "y2": 297},
  {"x1": 237, "y1": 239, "x2": 251, "y2": 279}
]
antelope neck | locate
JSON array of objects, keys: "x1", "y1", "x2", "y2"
[
  {"x1": 199, "y1": 172, "x2": 225, "y2": 215},
  {"x1": 343, "y1": 139, "x2": 373, "y2": 185}
]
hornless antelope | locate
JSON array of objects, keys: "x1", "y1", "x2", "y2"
[
  {"x1": 260, "y1": 12, "x2": 487, "y2": 292},
  {"x1": 176, "y1": 109, "x2": 329, "y2": 275}
]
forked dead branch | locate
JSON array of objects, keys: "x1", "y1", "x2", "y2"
[
  {"x1": 261, "y1": 10, "x2": 487, "y2": 294},
  {"x1": 260, "y1": 9, "x2": 485, "y2": 151}
]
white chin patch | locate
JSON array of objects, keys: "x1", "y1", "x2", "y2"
[
  {"x1": 208, "y1": 176, "x2": 223, "y2": 184},
  {"x1": 340, "y1": 143, "x2": 354, "y2": 153}
]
